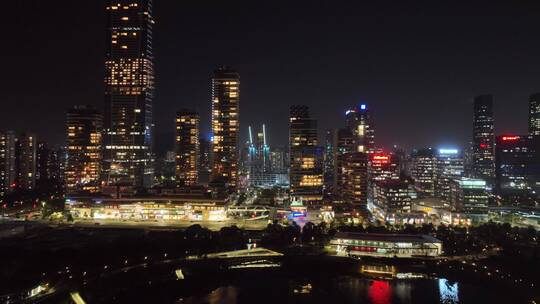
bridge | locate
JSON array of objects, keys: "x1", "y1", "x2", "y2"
[
  {"x1": 227, "y1": 205, "x2": 275, "y2": 220},
  {"x1": 187, "y1": 247, "x2": 283, "y2": 260}
]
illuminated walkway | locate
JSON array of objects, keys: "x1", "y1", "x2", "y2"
[{"x1": 196, "y1": 247, "x2": 284, "y2": 259}]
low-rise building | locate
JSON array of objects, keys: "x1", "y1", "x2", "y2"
[
  {"x1": 67, "y1": 194, "x2": 228, "y2": 222},
  {"x1": 330, "y1": 232, "x2": 442, "y2": 258}
]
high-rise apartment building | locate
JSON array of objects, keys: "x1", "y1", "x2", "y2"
[
  {"x1": 472, "y1": 95, "x2": 495, "y2": 181},
  {"x1": 66, "y1": 106, "x2": 103, "y2": 194},
  {"x1": 329, "y1": 128, "x2": 356, "y2": 197},
  {"x1": 270, "y1": 146, "x2": 287, "y2": 174},
  {"x1": 345, "y1": 104, "x2": 375, "y2": 153},
  {"x1": 103, "y1": 0, "x2": 155, "y2": 189},
  {"x1": 0, "y1": 131, "x2": 17, "y2": 198},
  {"x1": 16, "y1": 133, "x2": 37, "y2": 191},
  {"x1": 175, "y1": 110, "x2": 199, "y2": 186},
  {"x1": 198, "y1": 136, "x2": 211, "y2": 184},
  {"x1": 343, "y1": 152, "x2": 368, "y2": 210},
  {"x1": 530, "y1": 93, "x2": 540, "y2": 136},
  {"x1": 211, "y1": 67, "x2": 240, "y2": 189},
  {"x1": 289, "y1": 105, "x2": 323, "y2": 204}
]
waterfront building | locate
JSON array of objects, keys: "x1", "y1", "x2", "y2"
[{"x1": 331, "y1": 232, "x2": 442, "y2": 258}]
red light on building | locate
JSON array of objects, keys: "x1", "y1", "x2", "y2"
[
  {"x1": 479, "y1": 143, "x2": 488, "y2": 149},
  {"x1": 371, "y1": 154, "x2": 390, "y2": 164},
  {"x1": 501, "y1": 136, "x2": 520, "y2": 141}
]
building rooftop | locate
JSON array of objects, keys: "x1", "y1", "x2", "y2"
[{"x1": 333, "y1": 232, "x2": 442, "y2": 244}]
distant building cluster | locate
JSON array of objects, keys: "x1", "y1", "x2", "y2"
[{"x1": 1, "y1": 0, "x2": 539, "y2": 229}]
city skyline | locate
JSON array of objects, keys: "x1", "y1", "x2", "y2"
[
  {"x1": 2, "y1": 2, "x2": 539, "y2": 153},
  {"x1": 0, "y1": 2, "x2": 539, "y2": 302}
]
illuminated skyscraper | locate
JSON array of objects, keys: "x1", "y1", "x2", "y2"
[
  {"x1": 0, "y1": 131, "x2": 16, "y2": 198},
  {"x1": 343, "y1": 152, "x2": 368, "y2": 210},
  {"x1": 289, "y1": 105, "x2": 323, "y2": 203},
  {"x1": 345, "y1": 103, "x2": 375, "y2": 153},
  {"x1": 495, "y1": 135, "x2": 539, "y2": 204},
  {"x1": 66, "y1": 106, "x2": 103, "y2": 194},
  {"x1": 410, "y1": 148, "x2": 436, "y2": 197},
  {"x1": 329, "y1": 128, "x2": 355, "y2": 197},
  {"x1": 247, "y1": 124, "x2": 273, "y2": 186},
  {"x1": 175, "y1": 110, "x2": 199, "y2": 186},
  {"x1": 211, "y1": 66, "x2": 240, "y2": 189},
  {"x1": 16, "y1": 133, "x2": 37, "y2": 191},
  {"x1": 0, "y1": 133, "x2": 5, "y2": 199},
  {"x1": 472, "y1": 95, "x2": 495, "y2": 181},
  {"x1": 103, "y1": 0, "x2": 155, "y2": 189},
  {"x1": 435, "y1": 148, "x2": 464, "y2": 201},
  {"x1": 529, "y1": 93, "x2": 540, "y2": 136}
]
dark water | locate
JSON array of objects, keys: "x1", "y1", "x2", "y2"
[
  {"x1": 179, "y1": 276, "x2": 516, "y2": 304},
  {"x1": 71, "y1": 258, "x2": 532, "y2": 304}
]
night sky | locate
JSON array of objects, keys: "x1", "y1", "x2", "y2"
[{"x1": 3, "y1": 1, "x2": 540, "y2": 155}]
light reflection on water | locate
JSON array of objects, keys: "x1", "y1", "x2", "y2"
[
  {"x1": 179, "y1": 276, "x2": 467, "y2": 304},
  {"x1": 439, "y1": 278, "x2": 459, "y2": 303}
]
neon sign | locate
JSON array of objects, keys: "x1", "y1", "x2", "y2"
[
  {"x1": 372, "y1": 154, "x2": 390, "y2": 164},
  {"x1": 439, "y1": 149, "x2": 458, "y2": 155},
  {"x1": 502, "y1": 136, "x2": 520, "y2": 141}
]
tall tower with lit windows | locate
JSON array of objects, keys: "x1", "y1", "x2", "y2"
[
  {"x1": 529, "y1": 93, "x2": 540, "y2": 136},
  {"x1": 472, "y1": 95, "x2": 495, "y2": 181},
  {"x1": 175, "y1": 110, "x2": 199, "y2": 186},
  {"x1": 103, "y1": 0, "x2": 155, "y2": 189},
  {"x1": 289, "y1": 105, "x2": 323, "y2": 204},
  {"x1": 345, "y1": 103, "x2": 375, "y2": 153},
  {"x1": 210, "y1": 66, "x2": 240, "y2": 189},
  {"x1": 66, "y1": 106, "x2": 103, "y2": 194}
]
